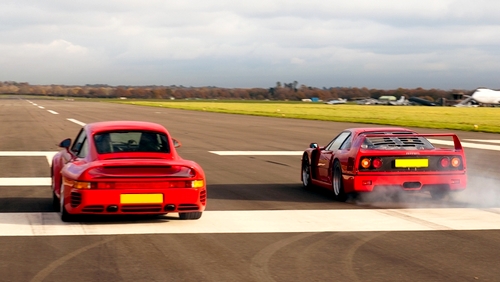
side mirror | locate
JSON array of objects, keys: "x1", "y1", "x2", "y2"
[
  {"x1": 59, "y1": 138, "x2": 72, "y2": 149},
  {"x1": 309, "y1": 143, "x2": 318, "y2": 149},
  {"x1": 172, "y1": 138, "x2": 182, "y2": 148}
]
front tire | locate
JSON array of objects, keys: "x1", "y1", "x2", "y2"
[
  {"x1": 301, "y1": 155, "x2": 313, "y2": 189},
  {"x1": 332, "y1": 161, "x2": 347, "y2": 202},
  {"x1": 179, "y1": 212, "x2": 202, "y2": 220}
]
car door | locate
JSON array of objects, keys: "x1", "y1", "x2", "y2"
[{"x1": 318, "y1": 132, "x2": 351, "y2": 182}]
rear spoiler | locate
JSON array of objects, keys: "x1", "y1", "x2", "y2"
[
  {"x1": 80, "y1": 160, "x2": 200, "y2": 179},
  {"x1": 360, "y1": 133, "x2": 463, "y2": 151}
]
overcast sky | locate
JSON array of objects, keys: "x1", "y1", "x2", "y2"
[{"x1": 1, "y1": 0, "x2": 500, "y2": 89}]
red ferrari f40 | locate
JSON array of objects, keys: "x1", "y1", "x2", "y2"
[
  {"x1": 51, "y1": 121, "x2": 206, "y2": 221},
  {"x1": 301, "y1": 127, "x2": 467, "y2": 201}
]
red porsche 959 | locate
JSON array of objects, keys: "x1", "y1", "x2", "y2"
[
  {"x1": 51, "y1": 121, "x2": 206, "y2": 222},
  {"x1": 301, "y1": 127, "x2": 467, "y2": 201}
]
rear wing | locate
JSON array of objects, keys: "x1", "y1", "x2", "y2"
[
  {"x1": 79, "y1": 160, "x2": 201, "y2": 179},
  {"x1": 359, "y1": 133, "x2": 463, "y2": 151}
]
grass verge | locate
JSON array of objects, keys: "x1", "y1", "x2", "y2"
[{"x1": 113, "y1": 100, "x2": 500, "y2": 133}]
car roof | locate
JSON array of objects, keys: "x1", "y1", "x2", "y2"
[{"x1": 85, "y1": 121, "x2": 168, "y2": 134}]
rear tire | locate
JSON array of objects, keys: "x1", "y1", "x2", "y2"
[
  {"x1": 52, "y1": 191, "x2": 60, "y2": 212},
  {"x1": 301, "y1": 155, "x2": 313, "y2": 189},
  {"x1": 332, "y1": 161, "x2": 347, "y2": 202},
  {"x1": 60, "y1": 183, "x2": 75, "y2": 222},
  {"x1": 179, "y1": 212, "x2": 202, "y2": 220}
]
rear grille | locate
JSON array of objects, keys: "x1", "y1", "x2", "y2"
[
  {"x1": 121, "y1": 204, "x2": 163, "y2": 212},
  {"x1": 178, "y1": 204, "x2": 199, "y2": 211},
  {"x1": 82, "y1": 205, "x2": 105, "y2": 212},
  {"x1": 70, "y1": 192, "x2": 82, "y2": 207}
]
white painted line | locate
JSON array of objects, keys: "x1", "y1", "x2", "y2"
[
  {"x1": 0, "y1": 177, "x2": 51, "y2": 186},
  {"x1": 210, "y1": 140, "x2": 500, "y2": 156},
  {"x1": 465, "y1": 139, "x2": 500, "y2": 144},
  {"x1": 0, "y1": 151, "x2": 57, "y2": 157},
  {"x1": 210, "y1": 151, "x2": 303, "y2": 156},
  {"x1": 38, "y1": 106, "x2": 45, "y2": 109},
  {"x1": 33, "y1": 103, "x2": 38, "y2": 106},
  {"x1": 67, "y1": 118, "x2": 86, "y2": 126},
  {"x1": 0, "y1": 151, "x2": 58, "y2": 166},
  {"x1": 0, "y1": 208, "x2": 499, "y2": 236},
  {"x1": 427, "y1": 138, "x2": 500, "y2": 151},
  {"x1": 47, "y1": 110, "x2": 59, "y2": 115}
]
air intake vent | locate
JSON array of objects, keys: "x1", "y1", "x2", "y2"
[
  {"x1": 200, "y1": 190, "x2": 207, "y2": 205},
  {"x1": 70, "y1": 192, "x2": 82, "y2": 207},
  {"x1": 364, "y1": 136, "x2": 434, "y2": 150}
]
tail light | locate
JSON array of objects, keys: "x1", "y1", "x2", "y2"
[
  {"x1": 97, "y1": 182, "x2": 115, "y2": 189},
  {"x1": 439, "y1": 157, "x2": 461, "y2": 168},
  {"x1": 440, "y1": 157, "x2": 450, "y2": 168},
  {"x1": 361, "y1": 158, "x2": 371, "y2": 169},
  {"x1": 372, "y1": 158, "x2": 383, "y2": 169},
  {"x1": 168, "y1": 180, "x2": 205, "y2": 188},
  {"x1": 73, "y1": 181, "x2": 97, "y2": 189},
  {"x1": 451, "y1": 157, "x2": 461, "y2": 167},
  {"x1": 360, "y1": 157, "x2": 382, "y2": 169}
]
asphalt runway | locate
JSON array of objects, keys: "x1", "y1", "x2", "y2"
[{"x1": 1, "y1": 97, "x2": 500, "y2": 281}]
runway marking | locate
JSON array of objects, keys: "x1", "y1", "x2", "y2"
[
  {"x1": 0, "y1": 151, "x2": 57, "y2": 166},
  {"x1": 211, "y1": 140, "x2": 500, "y2": 156},
  {"x1": 0, "y1": 208, "x2": 499, "y2": 236},
  {"x1": 427, "y1": 138, "x2": 500, "y2": 151},
  {"x1": 0, "y1": 177, "x2": 51, "y2": 186},
  {"x1": 464, "y1": 139, "x2": 500, "y2": 144},
  {"x1": 67, "y1": 118, "x2": 86, "y2": 126},
  {"x1": 47, "y1": 110, "x2": 59, "y2": 115},
  {"x1": 210, "y1": 151, "x2": 303, "y2": 156},
  {"x1": 38, "y1": 106, "x2": 45, "y2": 109}
]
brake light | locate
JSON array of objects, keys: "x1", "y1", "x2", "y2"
[
  {"x1": 451, "y1": 157, "x2": 461, "y2": 167},
  {"x1": 96, "y1": 182, "x2": 115, "y2": 189},
  {"x1": 372, "y1": 158, "x2": 383, "y2": 169},
  {"x1": 361, "y1": 158, "x2": 371, "y2": 169},
  {"x1": 440, "y1": 157, "x2": 450, "y2": 168}
]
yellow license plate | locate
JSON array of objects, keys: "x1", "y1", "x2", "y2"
[
  {"x1": 120, "y1": 194, "x2": 163, "y2": 204},
  {"x1": 395, "y1": 159, "x2": 428, "y2": 168}
]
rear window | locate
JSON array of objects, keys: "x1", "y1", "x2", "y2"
[
  {"x1": 361, "y1": 132, "x2": 435, "y2": 150},
  {"x1": 94, "y1": 131, "x2": 170, "y2": 154}
]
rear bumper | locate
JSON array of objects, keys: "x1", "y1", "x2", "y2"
[
  {"x1": 63, "y1": 188, "x2": 206, "y2": 215},
  {"x1": 348, "y1": 173, "x2": 467, "y2": 193}
]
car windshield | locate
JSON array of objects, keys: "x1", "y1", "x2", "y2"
[
  {"x1": 361, "y1": 132, "x2": 435, "y2": 150},
  {"x1": 94, "y1": 131, "x2": 170, "y2": 154}
]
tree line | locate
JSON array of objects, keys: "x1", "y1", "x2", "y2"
[{"x1": 0, "y1": 81, "x2": 471, "y2": 102}]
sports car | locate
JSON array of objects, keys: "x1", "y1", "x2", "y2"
[
  {"x1": 301, "y1": 127, "x2": 467, "y2": 201},
  {"x1": 51, "y1": 121, "x2": 206, "y2": 221}
]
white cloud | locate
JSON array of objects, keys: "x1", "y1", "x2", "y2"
[{"x1": 0, "y1": 0, "x2": 500, "y2": 89}]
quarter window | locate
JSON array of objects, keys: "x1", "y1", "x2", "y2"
[
  {"x1": 325, "y1": 132, "x2": 351, "y2": 151},
  {"x1": 71, "y1": 129, "x2": 87, "y2": 154}
]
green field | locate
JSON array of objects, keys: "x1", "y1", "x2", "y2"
[{"x1": 112, "y1": 100, "x2": 500, "y2": 133}]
